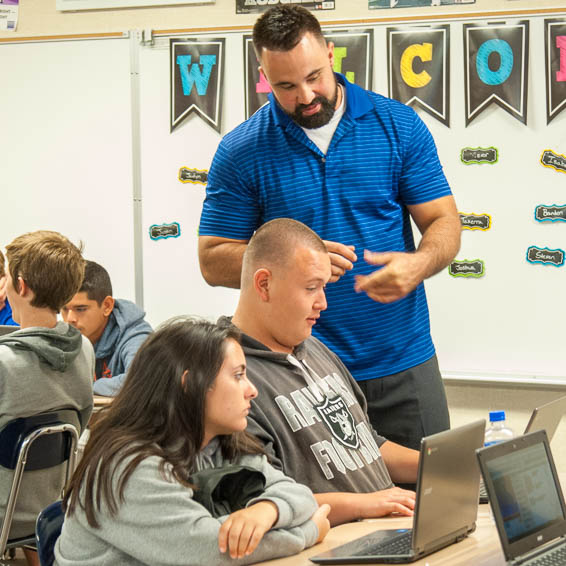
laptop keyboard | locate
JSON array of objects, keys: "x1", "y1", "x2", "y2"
[
  {"x1": 526, "y1": 543, "x2": 566, "y2": 565},
  {"x1": 361, "y1": 531, "x2": 413, "y2": 556}
]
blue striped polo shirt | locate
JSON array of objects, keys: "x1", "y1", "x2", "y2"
[{"x1": 199, "y1": 74, "x2": 452, "y2": 381}]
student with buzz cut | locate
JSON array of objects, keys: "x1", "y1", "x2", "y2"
[
  {"x1": 221, "y1": 218, "x2": 419, "y2": 527},
  {"x1": 0, "y1": 230, "x2": 94, "y2": 566},
  {"x1": 62, "y1": 260, "x2": 152, "y2": 397}
]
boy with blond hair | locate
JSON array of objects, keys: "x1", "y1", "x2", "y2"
[{"x1": 0, "y1": 231, "x2": 94, "y2": 566}]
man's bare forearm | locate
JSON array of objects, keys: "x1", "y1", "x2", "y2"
[
  {"x1": 314, "y1": 487, "x2": 416, "y2": 527},
  {"x1": 408, "y1": 196, "x2": 461, "y2": 283},
  {"x1": 415, "y1": 214, "x2": 461, "y2": 280},
  {"x1": 198, "y1": 236, "x2": 249, "y2": 288},
  {"x1": 379, "y1": 441, "x2": 419, "y2": 484},
  {"x1": 314, "y1": 492, "x2": 363, "y2": 526}
]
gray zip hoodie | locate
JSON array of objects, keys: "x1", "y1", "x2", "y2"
[
  {"x1": 0, "y1": 322, "x2": 94, "y2": 538},
  {"x1": 217, "y1": 317, "x2": 393, "y2": 495}
]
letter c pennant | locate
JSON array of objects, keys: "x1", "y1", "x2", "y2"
[{"x1": 387, "y1": 25, "x2": 450, "y2": 126}]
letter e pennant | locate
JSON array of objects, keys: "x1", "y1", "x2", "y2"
[{"x1": 545, "y1": 19, "x2": 566, "y2": 124}]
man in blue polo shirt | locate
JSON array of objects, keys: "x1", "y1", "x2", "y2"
[{"x1": 198, "y1": 5, "x2": 461, "y2": 451}]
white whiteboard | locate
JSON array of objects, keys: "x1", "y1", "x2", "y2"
[
  {"x1": 138, "y1": 33, "x2": 240, "y2": 327},
  {"x1": 422, "y1": 18, "x2": 566, "y2": 381},
  {"x1": 138, "y1": 18, "x2": 566, "y2": 379},
  {"x1": 0, "y1": 36, "x2": 136, "y2": 301},
  {"x1": 2, "y1": 15, "x2": 565, "y2": 382}
]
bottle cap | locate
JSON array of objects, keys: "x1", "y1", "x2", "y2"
[{"x1": 489, "y1": 410, "x2": 505, "y2": 422}]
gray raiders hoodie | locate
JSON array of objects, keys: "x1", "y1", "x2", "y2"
[{"x1": 218, "y1": 317, "x2": 393, "y2": 496}]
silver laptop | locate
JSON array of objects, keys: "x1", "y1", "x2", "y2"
[
  {"x1": 476, "y1": 430, "x2": 566, "y2": 565},
  {"x1": 525, "y1": 395, "x2": 566, "y2": 440},
  {"x1": 479, "y1": 396, "x2": 566, "y2": 504},
  {"x1": 0, "y1": 325, "x2": 18, "y2": 336},
  {"x1": 310, "y1": 420, "x2": 485, "y2": 564}
]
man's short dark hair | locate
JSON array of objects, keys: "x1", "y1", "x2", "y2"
[
  {"x1": 252, "y1": 5, "x2": 325, "y2": 58},
  {"x1": 241, "y1": 218, "x2": 326, "y2": 288},
  {"x1": 80, "y1": 260, "x2": 113, "y2": 305}
]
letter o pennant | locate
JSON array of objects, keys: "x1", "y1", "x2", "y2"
[{"x1": 476, "y1": 39, "x2": 514, "y2": 86}]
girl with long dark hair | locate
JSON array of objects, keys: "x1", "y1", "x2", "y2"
[{"x1": 54, "y1": 317, "x2": 330, "y2": 565}]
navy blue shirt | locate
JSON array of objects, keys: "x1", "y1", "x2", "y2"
[{"x1": 0, "y1": 298, "x2": 16, "y2": 326}]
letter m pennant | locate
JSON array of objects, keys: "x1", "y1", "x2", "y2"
[{"x1": 170, "y1": 38, "x2": 225, "y2": 133}]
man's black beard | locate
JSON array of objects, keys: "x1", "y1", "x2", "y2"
[{"x1": 287, "y1": 83, "x2": 339, "y2": 129}]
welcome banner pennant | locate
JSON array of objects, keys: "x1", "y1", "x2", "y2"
[
  {"x1": 387, "y1": 25, "x2": 450, "y2": 126},
  {"x1": 464, "y1": 21, "x2": 529, "y2": 126},
  {"x1": 170, "y1": 38, "x2": 225, "y2": 133},
  {"x1": 545, "y1": 19, "x2": 566, "y2": 124}
]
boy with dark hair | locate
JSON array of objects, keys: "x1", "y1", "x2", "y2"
[
  {"x1": 0, "y1": 230, "x2": 94, "y2": 565},
  {"x1": 62, "y1": 260, "x2": 152, "y2": 397},
  {"x1": 0, "y1": 250, "x2": 17, "y2": 326}
]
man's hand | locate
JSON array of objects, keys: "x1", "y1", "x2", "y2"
[
  {"x1": 361, "y1": 487, "x2": 416, "y2": 519},
  {"x1": 218, "y1": 500, "x2": 278, "y2": 559},
  {"x1": 322, "y1": 240, "x2": 357, "y2": 283},
  {"x1": 311, "y1": 504, "x2": 331, "y2": 544},
  {"x1": 0, "y1": 275, "x2": 7, "y2": 310},
  {"x1": 354, "y1": 250, "x2": 426, "y2": 303}
]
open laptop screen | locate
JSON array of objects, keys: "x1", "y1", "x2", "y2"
[
  {"x1": 485, "y1": 442, "x2": 563, "y2": 542},
  {"x1": 478, "y1": 431, "x2": 566, "y2": 562}
]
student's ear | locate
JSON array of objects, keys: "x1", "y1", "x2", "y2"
[
  {"x1": 101, "y1": 296, "x2": 115, "y2": 318},
  {"x1": 181, "y1": 369, "x2": 189, "y2": 389},
  {"x1": 15, "y1": 276, "x2": 29, "y2": 298},
  {"x1": 253, "y1": 268, "x2": 271, "y2": 302}
]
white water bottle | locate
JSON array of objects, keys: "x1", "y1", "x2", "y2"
[{"x1": 484, "y1": 410, "x2": 514, "y2": 446}]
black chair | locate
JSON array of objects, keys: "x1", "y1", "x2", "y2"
[
  {"x1": 0, "y1": 410, "x2": 80, "y2": 563},
  {"x1": 35, "y1": 500, "x2": 64, "y2": 566}
]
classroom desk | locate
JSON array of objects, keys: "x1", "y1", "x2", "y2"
[
  {"x1": 258, "y1": 505, "x2": 504, "y2": 566},
  {"x1": 260, "y1": 470, "x2": 566, "y2": 565},
  {"x1": 93, "y1": 394, "x2": 113, "y2": 408}
]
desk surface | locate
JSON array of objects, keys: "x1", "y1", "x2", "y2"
[
  {"x1": 93, "y1": 395, "x2": 113, "y2": 407},
  {"x1": 259, "y1": 505, "x2": 504, "y2": 566}
]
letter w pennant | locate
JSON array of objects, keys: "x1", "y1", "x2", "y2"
[{"x1": 170, "y1": 38, "x2": 225, "y2": 133}]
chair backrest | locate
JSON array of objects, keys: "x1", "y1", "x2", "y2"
[
  {"x1": 0, "y1": 409, "x2": 81, "y2": 470},
  {"x1": 35, "y1": 500, "x2": 64, "y2": 566},
  {"x1": 0, "y1": 410, "x2": 80, "y2": 557}
]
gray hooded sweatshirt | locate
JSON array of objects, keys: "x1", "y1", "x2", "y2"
[
  {"x1": 217, "y1": 317, "x2": 393, "y2": 495},
  {"x1": 0, "y1": 322, "x2": 94, "y2": 538},
  {"x1": 54, "y1": 439, "x2": 319, "y2": 566}
]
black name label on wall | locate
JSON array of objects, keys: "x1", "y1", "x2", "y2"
[
  {"x1": 460, "y1": 213, "x2": 491, "y2": 230},
  {"x1": 448, "y1": 259, "x2": 485, "y2": 277},
  {"x1": 461, "y1": 147, "x2": 498, "y2": 164}
]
